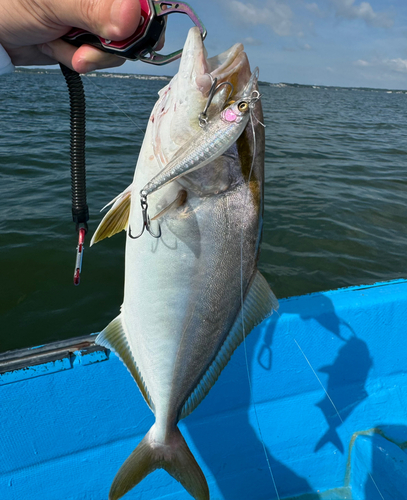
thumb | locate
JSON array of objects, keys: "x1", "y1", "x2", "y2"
[{"x1": 52, "y1": 0, "x2": 141, "y2": 41}]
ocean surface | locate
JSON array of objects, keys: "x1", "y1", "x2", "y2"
[{"x1": 0, "y1": 69, "x2": 406, "y2": 353}]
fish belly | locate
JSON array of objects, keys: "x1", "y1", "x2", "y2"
[{"x1": 123, "y1": 176, "x2": 258, "y2": 432}]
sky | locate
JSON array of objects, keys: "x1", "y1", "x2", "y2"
[{"x1": 113, "y1": 0, "x2": 407, "y2": 89}]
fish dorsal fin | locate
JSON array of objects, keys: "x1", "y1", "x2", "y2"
[
  {"x1": 90, "y1": 189, "x2": 131, "y2": 246},
  {"x1": 180, "y1": 270, "x2": 278, "y2": 420},
  {"x1": 96, "y1": 315, "x2": 153, "y2": 410}
]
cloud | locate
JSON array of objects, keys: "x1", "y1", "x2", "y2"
[
  {"x1": 243, "y1": 37, "x2": 263, "y2": 46},
  {"x1": 351, "y1": 56, "x2": 407, "y2": 86},
  {"x1": 306, "y1": 2, "x2": 326, "y2": 18},
  {"x1": 354, "y1": 59, "x2": 370, "y2": 67},
  {"x1": 354, "y1": 58, "x2": 407, "y2": 73},
  {"x1": 386, "y1": 58, "x2": 407, "y2": 73},
  {"x1": 283, "y1": 43, "x2": 312, "y2": 52},
  {"x1": 329, "y1": 0, "x2": 393, "y2": 28},
  {"x1": 224, "y1": 0, "x2": 293, "y2": 36}
]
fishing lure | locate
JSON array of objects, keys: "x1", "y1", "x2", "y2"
[{"x1": 129, "y1": 89, "x2": 261, "y2": 239}]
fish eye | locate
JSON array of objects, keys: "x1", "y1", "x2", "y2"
[{"x1": 238, "y1": 101, "x2": 249, "y2": 112}]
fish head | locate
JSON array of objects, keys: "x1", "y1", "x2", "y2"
[{"x1": 150, "y1": 27, "x2": 255, "y2": 167}]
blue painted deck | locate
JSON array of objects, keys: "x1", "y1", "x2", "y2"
[{"x1": 1, "y1": 279, "x2": 407, "y2": 500}]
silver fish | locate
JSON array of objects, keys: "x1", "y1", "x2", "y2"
[{"x1": 91, "y1": 27, "x2": 278, "y2": 500}]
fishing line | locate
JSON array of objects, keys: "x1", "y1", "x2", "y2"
[
  {"x1": 287, "y1": 328, "x2": 385, "y2": 500},
  {"x1": 239, "y1": 108, "x2": 281, "y2": 500},
  {"x1": 83, "y1": 74, "x2": 147, "y2": 134},
  {"x1": 242, "y1": 103, "x2": 384, "y2": 500}
]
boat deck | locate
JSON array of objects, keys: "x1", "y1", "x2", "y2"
[{"x1": 1, "y1": 279, "x2": 407, "y2": 500}]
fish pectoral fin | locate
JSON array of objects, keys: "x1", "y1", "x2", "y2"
[
  {"x1": 109, "y1": 425, "x2": 209, "y2": 500},
  {"x1": 150, "y1": 189, "x2": 188, "y2": 221},
  {"x1": 90, "y1": 189, "x2": 131, "y2": 246},
  {"x1": 96, "y1": 314, "x2": 153, "y2": 409},
  {"x1": 181, "y1": 270, "x2": 278, "y2": 419}
]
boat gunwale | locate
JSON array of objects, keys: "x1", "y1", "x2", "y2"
[{"x1": 0, "y1": 334, "x2": 103, "y2": 373}]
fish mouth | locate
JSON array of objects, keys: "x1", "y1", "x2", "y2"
[
  {"x1": 180, "y1": 27, "x2": 253, "y2": 102},
  {"x1": 151, "y1": 28, "x2": 256, "y2": 166},
  {"x1": 201, "y1": 44, "x2": 252, "y2": 99}
]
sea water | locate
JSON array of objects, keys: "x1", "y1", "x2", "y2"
[{"x1": 0, "y1": 69, "x2": 406, "y2": 351}]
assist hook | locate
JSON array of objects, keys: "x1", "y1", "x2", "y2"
[{"x1": 128, "y1": 193, "x2": 161, "y2": 239}]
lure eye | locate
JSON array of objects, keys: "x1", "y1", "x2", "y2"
[{"x1": 238, "y1": 101, "x2": 249, "y2": 112}]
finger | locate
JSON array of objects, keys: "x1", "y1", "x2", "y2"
[
  {"x1": 40, "y1": 39, "x2": 124, "y2": 73},
  {"x1": 72, "y1": 45, "x2": 125, "y2": 73},
  {"x1": 47, "y1": 0, "x2": 141, "y2": 41},
  {"x1": 6, "y1": 45, "x2": 57, "y2": 66},
  {"x1": 39, "y1": 39, "x2": 77, "y2": 69}
]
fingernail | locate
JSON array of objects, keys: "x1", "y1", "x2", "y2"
[{"x1": 40, "y1": 43, "x2": 53, "y2": 58}]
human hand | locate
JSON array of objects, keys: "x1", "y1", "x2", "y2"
[{"x1": 0, "y1": 0, "x2": 141, "y2": 73}]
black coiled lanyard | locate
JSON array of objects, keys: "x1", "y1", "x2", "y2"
[
  {"x1": 60, "y1": 64, "x2": 88, "y2": 286},
  {"x1": 59, "y1": 2, "x2": 207, "y2": 286}
]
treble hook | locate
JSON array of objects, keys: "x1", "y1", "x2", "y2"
[
  {"x1": 199, "y1": 76, "x2": 234, "y2": 128},
  {"x1": 128, "y1": 194, "x2": 161, "y2": 239}
]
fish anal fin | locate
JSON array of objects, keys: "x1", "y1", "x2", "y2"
[
  {"x1": 109, "y1": 425, "x2": 209, "y2": 500},
  {"x1": 96, "y1": 315, "x2": 153, "y2": 409},
  {"x1": 90, "y1": 191, "x2": 131, "y2": 246},
  {"x1": 180, "y1": 270, "x2": 278, "y2": 419}
]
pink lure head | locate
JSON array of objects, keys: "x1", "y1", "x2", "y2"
[
  {"x1": 221, "y1": 99, "x2": 252, "y2": 124},
  {"x1": 222, "y1": 107, "x2": 238, "y2": 122}
]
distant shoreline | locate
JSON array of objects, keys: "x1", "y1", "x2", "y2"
[
  {"x1": 15, "y1": 66, "x2": 407, "y2": 93},
  {"x1": 16, "y1": 66, "x2": 172, "y2": 82}
]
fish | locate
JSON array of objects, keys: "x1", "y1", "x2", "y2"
[
  {"x1": 314, "y1": 337, "x2": 372, "y2": 453},
  {"x1": 91, "y1": 27, "x2": 278, "y2": 500}
]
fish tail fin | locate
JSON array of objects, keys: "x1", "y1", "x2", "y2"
[
  {"x1": 314, "y1": 429, "x2": 344, "y2": 454},
  {"x1": 109, "y1": 424, "x2": 209, "y2": 500}
]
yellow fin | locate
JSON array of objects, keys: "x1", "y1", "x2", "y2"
[
  {"x1": 90, "y1": 191, "x2": 131, "y2": 246},
  {"x1": 96, "y1": 314, "x2": 153, "y2": 409}
]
